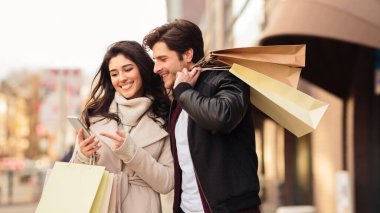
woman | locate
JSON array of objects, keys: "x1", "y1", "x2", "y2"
[{"x1": 71, "y1": 41, "x2": 174, "y2": 212}]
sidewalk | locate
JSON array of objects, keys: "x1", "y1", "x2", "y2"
[
  {"x1": 0, "y1": 171, "x2": 43, "y2": 213},
  {"x1": 0, "y1": 202, "x2": 37, "y2": 213}
]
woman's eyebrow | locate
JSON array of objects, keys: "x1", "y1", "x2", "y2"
[
  {"x1": 109, "y1": 64, "x2": 133, "y2": 72},
  {"x1": 122, "y1": 64, "x2": 133, "y2": 69}
]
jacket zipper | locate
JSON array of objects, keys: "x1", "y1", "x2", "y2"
[{"x1": 193, "y1": 166, "x2": 212, "y2": 212}]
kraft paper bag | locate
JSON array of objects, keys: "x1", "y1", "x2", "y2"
[
  {"x1": 197, "y1": 44, "x2": 306, "y2": 88},
  {"x1": 229, "y1": 63, "x2": 328, "y2": 137},
  {"x1": 36, "y1": 162, "x2": 105, "y2": 213},
  {"x1": 216, "y1": 56, "x2": 301, "y2": 87},
  {"x1": 211, "y1": 44, "x2": 306, "y2": 67}
]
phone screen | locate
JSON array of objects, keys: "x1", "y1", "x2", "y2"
[{"x1": 67, "y1": 116, "x2": 91, "y2": 139}]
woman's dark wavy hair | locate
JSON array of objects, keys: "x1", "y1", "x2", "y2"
[
  {"x1": 143, "y1": 19, "x2": 204, "y2": 63},
  {"x1": 81, "y1": 40, "x2": 170, "y2": 129}
]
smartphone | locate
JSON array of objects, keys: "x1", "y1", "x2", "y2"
[{"x1": 67, "y1": 116, "x2": 91, "y2": 139}]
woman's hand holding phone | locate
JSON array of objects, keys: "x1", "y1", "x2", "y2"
[{"x1": 78, "y1": 129, "x2": 102, "y2": 158}]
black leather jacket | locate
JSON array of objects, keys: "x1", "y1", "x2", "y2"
[{"x1": 170, "y1": 70, "x2": 261, "y2": 213}]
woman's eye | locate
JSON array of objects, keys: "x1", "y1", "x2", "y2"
[{"x1": 124, "y1": 68, "x2": 133, "y2": 72}]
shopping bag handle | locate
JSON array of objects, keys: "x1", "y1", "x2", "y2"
[{"x1": 68, "y1": 150, "x2": 97, "y2": 165}]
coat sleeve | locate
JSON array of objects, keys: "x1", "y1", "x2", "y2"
[
  {"x1": 113, "y1": 135, "x2": 174, "y2": 194},
  {"x1": 173, "y1": 71, "x2": 250, "y2": 133}
]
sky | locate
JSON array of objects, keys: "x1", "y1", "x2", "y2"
[{"x1": 0, "y1": 0, "x2": 167, "y2": 80}]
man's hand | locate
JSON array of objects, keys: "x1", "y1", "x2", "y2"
[{"x1": 174, "y1": 67, "x2": 201, "y2": 88}]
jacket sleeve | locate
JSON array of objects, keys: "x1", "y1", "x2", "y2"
[
  {"x1": 113, "y1": 135, "x2": 174, "y2": 194},
  {"x1": 173, "y1": 71, "x2": 250, "y2": 133}
]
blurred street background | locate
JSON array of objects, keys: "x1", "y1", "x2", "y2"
[{"x1": 1, "y1": 0, "x2": 380, "y2": 213}]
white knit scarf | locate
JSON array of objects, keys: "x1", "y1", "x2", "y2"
[{"x1": 113, "y1": 92, "x2": 152, "y2": 131}]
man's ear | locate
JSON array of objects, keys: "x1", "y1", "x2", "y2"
[{"x1": 183, "y1": 48, "x2": 194, "y2": 63}]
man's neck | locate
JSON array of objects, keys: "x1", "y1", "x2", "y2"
[
  {"x1": 187, "y1": 62, "x2": 195, "y2": 70},
  {"x1": 166, "y1": 89, "x2": 174, "y2": 101}
]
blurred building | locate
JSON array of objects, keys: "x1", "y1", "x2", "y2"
[
  {"x1": 38, "y1": 69, "x2": 84, "y2": 160},
  {"x1": 0, "y1": 68, "x2": 86, "y2": 205},
  {"x1": 166, "y1": 0, "x2": 380, "y2": 213},
  {"x1": 0, "y1": 70, "x2": 40, "y2": 159},
  {"x1": 0, "y1": 71, "x2": 41, "y2": 205},
  {"x1": 166, "y1": 0, "x2": 233, "y2": 51},
  {"x1": 0, "y1": 69, "x2": 85, "y2": 161},
  {"x1": 261, "y1": 1, "x2": 380, "y2": 213}
]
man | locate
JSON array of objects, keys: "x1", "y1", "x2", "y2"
[{"x1": 144, "y1": 19, "x2": 261, "y2": 213}]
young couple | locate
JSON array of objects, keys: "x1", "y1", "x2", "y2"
[{"x1": 71, "y1": 19, "x2": 261, "y2": 213}]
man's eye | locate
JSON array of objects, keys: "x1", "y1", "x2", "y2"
[{"x1": 156, "y1": 58, "x2": 166, "y2": 63}]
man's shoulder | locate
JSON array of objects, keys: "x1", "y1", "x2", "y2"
[
  {"x1": 200, "y1": 68, "x2": 233, "y2": 79},
  {"x1": 199, "y1": 69, "x2": 240, "y2": 84}
]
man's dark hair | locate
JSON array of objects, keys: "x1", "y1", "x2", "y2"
[{"x1": 143, "y1": 19, "x2": 204, "y2": 63}]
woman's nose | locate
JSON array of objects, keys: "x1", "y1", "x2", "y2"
[{"x1": 119, "y1": 72, "x2": 128, "y2": 81}]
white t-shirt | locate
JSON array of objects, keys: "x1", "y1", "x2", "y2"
[{"x1": 175, "y1": 110, "x2": 204, "y2": 213}]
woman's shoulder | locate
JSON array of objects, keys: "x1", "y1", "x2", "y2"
[
  {"x1": 139, "y1": 112, "x2": 167, "y2": 133},
  {"x1": 138, "y1": 112, "x2": 168, "y2": 134},
  {"x1": 129, "y1": 113, "x2": 168, "y2": 147}
]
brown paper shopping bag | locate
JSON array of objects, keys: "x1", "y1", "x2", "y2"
[
  {"x1": 198, "y1": 44, "x2": 306, "y2": 87},
  {"x1": 211, "y1": 45, "x2": 306, "y2": 67},
  {"x1": 229, "y1": 63, "x2": 328, "y2": 137},
  {"x1": 36, "y1": 162, "x2": 108, "y2": 213}
]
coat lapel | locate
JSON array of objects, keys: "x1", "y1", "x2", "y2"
[{"x1": 129, "y1": 115, "x2": 168, "y2": 148}]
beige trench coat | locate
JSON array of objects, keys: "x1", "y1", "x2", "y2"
[{"x1": 72, "y1": 108, "x2": 174, "y2": 213}]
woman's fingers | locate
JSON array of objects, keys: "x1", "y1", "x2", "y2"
[
  {"x1": 82, "y1": 140, "x2": 100, "y2": 152},
  {"x1": 81, "y1": 141, "x2": 101, "y2": 157},
  {"x1": 79, "y1": 135, "x2": 95, "y2": 149},
  {"x1": 100, "y1": 132, "x2": 124, "y2": 143},
  {"x1": 100, "y1": 131, "x2": 126, "y2": 150},
  {"x1": 77, "y1": 128, "x2": 84, "y2": 141},
  {"x1": 79, "y1": 134, "x2": 101, "y2": 157},
  {"x1": 116, "y1": 130, "x2": 125, "y2": 138}
]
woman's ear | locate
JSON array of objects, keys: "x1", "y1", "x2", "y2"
[{"x1": 183, "y1": 48, "x2": 194, "y2": 63}]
